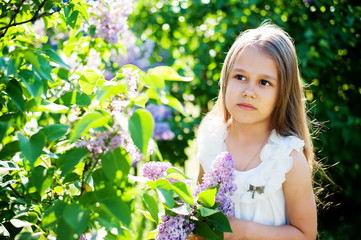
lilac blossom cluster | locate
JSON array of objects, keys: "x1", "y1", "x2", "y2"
[
  {"x1": 76, "y1": 129, "x2": 143, "y2": 164},
  {"x1": 156, "y1": 215, "x2": 194, "y2": 240},
  {"x1": 141, "y1": 161, "x2": 171, "y2": 181},
  {"x1": 146, "y1": 104, "x2": 175, "y2": 141},
  {"x1": 196, "y1": 152, "x2": 237, "y2": 216},
  {"x1": 88, "y1": 0, "x2": 133, "y2": 44}
]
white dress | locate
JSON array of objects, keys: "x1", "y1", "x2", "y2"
[{"x1": 197, "y1": 116, "x2": 305, "y2": 226}]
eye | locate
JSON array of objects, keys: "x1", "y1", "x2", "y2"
[
  {"x1": 235, "y1": 74, "x2": 246, "y2": 81},
  {"x1": 260, "y1": 80, "x2": 271, "y2": 86}
]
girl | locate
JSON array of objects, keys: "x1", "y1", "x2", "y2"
[{"x1": 194, "y1": 23, "x2": 317, "y2": 239}]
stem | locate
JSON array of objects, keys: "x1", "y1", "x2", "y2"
[{"x1": 8, "y1": 184, "x2": 24, "y2": 199}]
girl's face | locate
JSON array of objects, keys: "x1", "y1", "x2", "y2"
[{"x1": 225, "y1": 46, "x2": 279, "y2": 128}]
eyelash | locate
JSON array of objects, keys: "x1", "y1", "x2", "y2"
[{"x1": 234, "y1": 74, "x2": 271, "y2": 86}]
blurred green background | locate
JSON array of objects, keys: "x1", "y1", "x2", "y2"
[{"x1": 128, "y1": 0, "x2": 361, "y2": 239}]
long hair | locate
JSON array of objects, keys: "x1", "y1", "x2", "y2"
[{"x1": 205, "y1": 23, "x2": 316, "y2": 171}]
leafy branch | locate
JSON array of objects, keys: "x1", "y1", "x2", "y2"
[{"x1": 0, "y1": 0, "x2": 61, "y2": 39}]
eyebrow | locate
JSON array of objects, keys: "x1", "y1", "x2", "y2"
[{"x1": 232, "y1": 67, "x2": 278, "y2": 81}]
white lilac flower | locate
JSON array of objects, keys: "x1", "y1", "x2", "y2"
[
  {"x1": 156, "y1": 215, "x2": 194, "y2": 240},
  {"x1": 121, "y1": 67, "x2": 139, "y2": 97},
  {"x1": 141, "y1": 161, "x2": 171, "y2": 181},
  {"x1": 88, "y1": 0, "x2": 133, "y2": 44}
]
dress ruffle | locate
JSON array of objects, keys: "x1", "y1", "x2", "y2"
[{"x1": 231, "y1": 130, "x2": 305, "y2": 203}]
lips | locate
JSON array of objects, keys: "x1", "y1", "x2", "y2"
[{"x1": 237, "y1": 102, "x2": 256, "y2": 110}]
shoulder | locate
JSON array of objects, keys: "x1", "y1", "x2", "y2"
[{"x1": 284, "y1": 149, "x2": 313, "y2": 196}]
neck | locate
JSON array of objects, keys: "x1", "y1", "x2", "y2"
[{"x1": 228, "y1": 119, "x2": 272, "y2": 145}]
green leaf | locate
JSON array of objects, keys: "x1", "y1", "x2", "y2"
[
  {"x1": 166, "y1": 94, "x2": 187, "y2": 116},
  {"x1": 207, "y1": 212, "x2": 233, "y2": 233},
  {"x1": 194, "y1": 221, "x2": 219, "y2": 239},
  {"x1": 0, "y1": 56, "x2": 17, "y2": 78},
  {"x1": 129, "y1": 109, "x2": 154, "y2": 157},
  {"x1": 57, "y1": 91, "x2": 91, "y2": 107},
  {"x1": 79, "y1": 70, "x2": 103, "y2": 94},
  {"x1": 6, "y1": 79, "x2": 24, "y2": 111},
  {"x1": 58, "y1": 148, "x2": 88, "y2": 176},
  {"x1": 147, "y1": 66, "x2": 192, "y2": 81},
  {"x1": 199, "y1": 205, "x2": 221, "y2": 217},
  {"x1": 90, "y1": 82, "x2": 127, "y2": 108},
  {"x1": 69, "y1": 111, "x2": 111, "y2": 142},
  {"x1": 56, "y1": 68, "x2": 70, "y2": 80},
  {"x1": 101, "y1": 197, "x2": 131, "y2": 227},
  {"x1": 24, "y1": 51, "x2": 52, "y2": 82},
  {"x1": 145, "y1": 229, "x2": 158, "y2": 240},
  {"x1": 155, "y1": 179, "x2": 174, "y2": 208},
  {"x1": 197, "y1": 188, "x2": 217, "y2": 208},
  {"x1": 18, "y1": 132, "x2": 46, "y2": 167},
  {"x1": 0, "y1": 121, "x2": 9, "y2": 143},
  {"x1": 143, "y1": 193, "x2": 159, "y2": 224},
  {"x1": 101, "y1": 147, "x2": 131, "y2": 184},
  {"x1": 166, "y1": 167, "x2": 189, "y2": 179},
  {"x1": 39, "y1": 124, "x2": 69, "y2": 142},
  {"x1": 36, "y1": 100, "x2": 69, "y2": 113},
  {"x1": 30, "y1": 166, "x2": 53, "y2": 197},
  {"x1": 172, "y1": 181, "x2": 194, "y2": 205},
  {"x1": 132, "y1": 93, "x2": 149, "y2": 108},
  {"x1": 138, "y1": 209, "x2": 156, "y2": 222},
  {"x1": 63, "y1": 204, "x2": 89, "y2": 235},
  {"x1": 66, "y1": 10, "x2": 79, "y2": 28},
  {"x1": 19, "y1": 69, "x2": 43, "y2": 102},
  {"x1": 143, "y1": 73, "x2": 165, "y2": 90},
  {"x1": 42, "y1": 200, "x2": 67, "y2": 227},
  {"x1": 41, "y1": 49, "x2": 70, "y2": 68},
  {"x1": 0, "y1": 141, "x2": 19, "y2": 159}
]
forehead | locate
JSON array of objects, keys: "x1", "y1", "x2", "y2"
[{"x1": 231, "y1": 46, "x2": 279, "y2": 81}]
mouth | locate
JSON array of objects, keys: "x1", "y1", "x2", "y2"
[{"x1": 237, "y1": 103, "x2": 256, "y2": 110}]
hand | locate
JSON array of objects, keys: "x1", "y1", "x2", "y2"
[{"x1": 188, "y1": 234, "x2": 206, "y2": 240}]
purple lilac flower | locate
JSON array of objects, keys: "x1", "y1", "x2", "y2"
[
  {"x1": 156, "y1": 215, "x2": 194, "y2": 240},
  {"x1": 146, "y1": 104, "x2": 172, "y2": 122},
  {"x1": 112, "y1": 30, "x2": 155, "y2": 69},
  {"x1": 154, "y1": 122, "x2": 175, "y2": 141},
  {"x1": 196, "y1": 152, "x2": 237, "y2": 216},
  {"x1": 141, "y1": 161, "x2": 171, "y2": 181},
  {"x1": 76, "y1": 130, "x2": 145, "y2": 164}
]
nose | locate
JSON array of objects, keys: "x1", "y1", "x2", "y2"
[{"x1": 242, "y1": 83, "x2": 256, "y2": 99}]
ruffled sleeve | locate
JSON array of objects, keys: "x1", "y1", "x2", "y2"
[
  {"x1": 196, "y1": 116, "x2": 227, "y2": 173},
  {"x1": 231, "y1": 130, "x2": 305, "y2": 204}
]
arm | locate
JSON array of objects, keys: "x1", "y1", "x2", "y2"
[
  {"x1": 197, "y1": 164, "x2": 205, "y2": 184},
  {"x1": 224, "y1": 150, "x2": 317, "y2": 240}
]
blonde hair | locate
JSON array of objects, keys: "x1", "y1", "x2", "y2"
[{"x1": 205, "y1": 23, "x2": 315, "y2": 171}]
